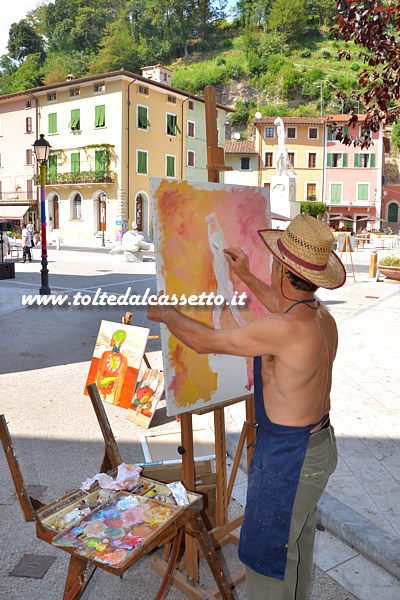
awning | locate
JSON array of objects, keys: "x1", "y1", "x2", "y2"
[{"x1": 0, "y1": 205, "x2": 29, "y2": 220}]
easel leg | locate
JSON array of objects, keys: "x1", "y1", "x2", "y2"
[
  {"x1": 86, "y1": 383, "x2": 123, "y2": 471},
  {"x1": 214, "y1": 408, "x2": 228, "y2": 527},
  {"x1": 63, "y1": 556, "x2": 88, "y2": 600},
  {"x1": 181, "y1": 412, "x2": 199, "y2": 583},
  {"x1": 154, "y1": 530, "x2": 183, "y2": 600},
  {"x1": 190, "y1": 513, "x2": 235, "y2": 600}
]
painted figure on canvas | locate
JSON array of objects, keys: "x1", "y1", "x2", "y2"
[
  {"x1": 126, "y1": 369, "x2": 165, "y2": 428},
  {"x1": 85, "y1": 320, "x2": 149, "y2": 409}
]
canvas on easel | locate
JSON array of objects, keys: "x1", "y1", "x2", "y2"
[
  {"x1": 85, "y1": 320, "x2": 149, "y2": 409},
  {"x1": 125, "y1": 368, "x2": 165, "y2": 428},
  {"x1": 150, "y1": 178, "x2": 271, "y2": 416}
]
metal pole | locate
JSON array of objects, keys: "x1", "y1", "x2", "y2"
[
  {"x1": 39, "y1": 162, "x2": 51, "y2": 295},
  {"x1": 101, "y1": 197, "x2": 105, "y2": 247}
]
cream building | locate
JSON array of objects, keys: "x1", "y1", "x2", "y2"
[{"x1": 0, "y1": 68, "x2": 231, "y2": 243}]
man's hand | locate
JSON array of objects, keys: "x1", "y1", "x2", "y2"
[
  {"x1": 223, "y1": 247, "x2": 251, "y2": 281},
  {"x1": 147, "y1": 291, "x2": 171, "y2": 324}
]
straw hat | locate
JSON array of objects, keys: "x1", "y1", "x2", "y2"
[{"x1": 258, "y1": 214, "x2": 346, "y2": 289}]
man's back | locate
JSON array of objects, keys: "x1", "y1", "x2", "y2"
[{"x1": 261, "y1": 302, "x2": 338, "y2": 428}]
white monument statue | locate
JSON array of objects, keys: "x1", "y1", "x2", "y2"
[
  {"x1": 109, "y1": 223, "x2": 151, "y2": 260},
  {"x1": 270, "y1": 117, "x2": 299, "y2": 221}
]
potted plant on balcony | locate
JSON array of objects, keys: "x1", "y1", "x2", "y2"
[{"x1": 378, "y1": 255, "x2": 400, "y2": 281}]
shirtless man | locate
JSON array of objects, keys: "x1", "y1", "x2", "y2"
[{"x1": 147, "y1": 214, "x2": 346, "y2": 599}]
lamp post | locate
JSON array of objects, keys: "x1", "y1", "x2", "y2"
[
  {"x1": 33, "y1": 134, "x2": 51, "y2": 295},
  {"x1": 99, "y1": 193, "x2": 106, "y2": 247}
]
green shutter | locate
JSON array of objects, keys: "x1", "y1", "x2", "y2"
[
  {"x1": 167, "y1": 114, "x2": 177, "y2": 135},
  {"x1": 48, "y1": 113, "x2": 57, "y2": 134},
  {"x1": 71, "y1": 152, "x2": 80, "y2": 174},
  {"x1": 95, "y1": 150, "x2": 106, "y2": 172},
  {"x1": 69, "y1": 109, "x2": 80, "y2": 130},
  {"x1": 138, "y1": 151, "x2": 147, "y2": 174},
  {"x1": 166, "y1": 156, "x2": 175, "y2": 177},
  {"x1": 331, "y1": 184, "x2": 341, "y2": 204},
  {"x1": 357, "y1": 184, "x2": 368, "y2": 202},
  {"x1": 326, "y1": 153, "x2": 332, "y2": 167},
  {"x1": 95, "y1": 105, "x2": 105, "y2": 127},
  {"x1": 354, "y1": 154, "x2": 359, "y2": 167},
  {"x1": 342, "y1": 153, "x2": 348, "y2": 167},
  {"x1": 370, "y1": 153, "x2": 376, "y2": 167},
  {"x1": 138, "y1": 106, "x2": 148, "y2": 129},
  {"x1": 48, "y1": 154, "x2": 57, "y2": 181}
]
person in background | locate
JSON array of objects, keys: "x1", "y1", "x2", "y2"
[
  {"x1": 20, "y1": 223, "x2": 32, "y2": 263},
  {"x1": 0, "y1": 230, "x2": 11, "y2": 260}
]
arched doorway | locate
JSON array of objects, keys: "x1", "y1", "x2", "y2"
[
  {"x1": 134, "y1": 192, "x2": 149, "y2": 237},
  {"x1": 48, "y1": 192, "x2": 60, "y2": 231},
  {"x1": 97, "y1": 192, "x2": 107, "y2": 233},
  {"x1": 388, "y1": 202, "x2": 399, "y2": 223}
]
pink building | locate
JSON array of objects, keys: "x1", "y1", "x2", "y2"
[{"x1": 324, "y1": 114, "x2": 384, "y2": 232}]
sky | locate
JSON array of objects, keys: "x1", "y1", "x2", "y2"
[{"x1": 0, "y1": 0, "x2": 38, "y2": 56}]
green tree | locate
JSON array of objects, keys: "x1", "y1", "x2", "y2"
[
  {"x1": 7, "y1": 19, "x2": 45, "y2": 62},
  {"x1": 391, "y1": 120, "x2": 400, "y2": 153},
  {"x1": 9, "y1": 54, "x2": 44, "y2": 92},
  {"x1": 268, "y1": 0, "x2": 307, "y2": 44},
  {"x1": 300, "y1": 201, "x2": 326, "y2": 218}
]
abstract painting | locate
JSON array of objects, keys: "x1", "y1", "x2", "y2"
[
  {"x1": 150, "y1": 178, "x2": 272, "y2": 415},
  {"x1": 125, "y1": 369, "x2": 165, "y2": 428},
  {"x1": 85, "y1": 320, "x2": 149, "y2": 409}
]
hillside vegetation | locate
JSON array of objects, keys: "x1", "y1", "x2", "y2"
[{"x1": 0, "y1": 0, "x2": 369, "y2": 130}]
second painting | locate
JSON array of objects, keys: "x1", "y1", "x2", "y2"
[{"x1": 150, "y1": 178, "x2": 272, "y2": 416}]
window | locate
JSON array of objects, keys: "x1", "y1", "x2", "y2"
[
  {"x1": 71, "y1": 152, "x2": 80, "y2": 174},
  {"x1": 26, "y1": 117, "x2": 32, "y2": 133},
  {"x1": 70, "y1": 87, "x2": 80, "y2": 97},
  {"x1": 47, "y1": 92, "x2": 57, "y2": 101},
  {"x1": 137, "y1": 105, "x2": 150, "y2": 130},
  {"x1": 95, "y1": 150, "x2": 106, "y2": 175},
  {"x1": 187, "y1": 150, "x2": 195, "y2": 167},
  {"x1": 307, "y1": 183, "x2": 317, "y2": 200},
  {"x1": 48, "y1": 113, "x2": 57, "y2": 134},
  {"x1": 187, "y1": 121, "x2": 195, "y2": 137},
  {"x1": 72, "y1": 193, "x2": 82, "y2": 219},
  {"x1": 95, "y1": 105, "x2": 105, "y2": 128},
  {"x1": 265, "y1": 152, "x2": 273, "y2": 167},
  {"x1": 25, "y1": 100, "x2": 32, "y2": 109},
  {"x1": 94, "y1": 82, "x2": 105, "y2": 93},
  {"x1": 288, "y1": 152, "x2": 295, "y2": 167},
  {"x1": 166, "y1": 155, "x2": 175, "y2": 177},
  {"x1": 327, "y1": 125, "x2": 348, "y2": 141},
  {"x1": 188, "y1": 100, "x2": 194, "y2": 110},
  {"x1": 264, "y1": 127, "x2": 274, "y2": 138},
  {"x1": 167, "y1": 95, "x2": 176, "y2": 104},
  {"x1": 308, "y1": 128, "x2": 318, "y2": 139},
  {"x1": 27, "y1": 179, "x2": 33, "y2": 200},
  {"x1": 241, "y1": 157, "x2": 250, "y2": 170},
  {"x1": 137, "y1": 150, "x2": 148, "y2": 174},
  {"x1": 48, "y1": 154, "x2": 57, "y2": 182},
  {"x1": 354, "y1": 153, "x2": 376, "y2": 168},
  {"x1": 388, "y1": 202, "x2": 399, "y2": 222},
  {"x1": 166, "y1": 113, "x2": 179, "y2": 136},
  {"x1": 327, "y1": 153, "x2": 348, "y2": 167},
  {"x1": 357, "y1": 183, "x2": 369, "y2": 202},
  {"x1": 139, "y1": 85, "x2": 149, "y2": 95},
  {"x1": 287, "y1": 127, "x2": 296, "y2": 139},
  {"x1": 330, "y1": 183, "x2": 342, "y2": 204},
  {"x1": 69, "y1": 108, "x2": 80, "y2": 131},
  {"x1": 26, "y1": 149, "x2": 33, "y2": 165},
  {"x1": 308, "y1": 153, "x2": 316, "y2": 168}
]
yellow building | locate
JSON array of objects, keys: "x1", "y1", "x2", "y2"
[{"x1": 1, "y1": 68, "x2": 231, "y2": 243}]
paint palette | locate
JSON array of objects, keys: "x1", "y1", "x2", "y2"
[{"x1": 53, "y1": 492, "x2": 179, "y2": 569}]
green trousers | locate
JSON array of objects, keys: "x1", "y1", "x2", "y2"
[{"x1": 245, "y1": 425, "x2": 338, "y2": 600}]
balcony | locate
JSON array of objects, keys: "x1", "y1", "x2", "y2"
[{"x1": 34, "y1": 170, "x2": 116, "y2": 186}]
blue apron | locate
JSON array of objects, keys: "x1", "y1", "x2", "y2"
[{"x1": 238, "y1": 355, "x2": 323, "y2": 580}]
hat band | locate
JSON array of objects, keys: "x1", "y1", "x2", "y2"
[{"x1": 277, "y1": 238, "x2": 327, "y2": 272}]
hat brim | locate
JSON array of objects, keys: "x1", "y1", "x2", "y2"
[{"x1": 258, "y1": 229, "x2": 346, "y2": 290}]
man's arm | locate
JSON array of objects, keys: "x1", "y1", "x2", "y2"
[
  {"x1": 223, "y1": 248, "x2": 279, "y2": 313},
  {"x1": 148, "y1": 303, "x2": 291, "y2": 358}
]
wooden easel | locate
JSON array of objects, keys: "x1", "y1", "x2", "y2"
[
  {"x1": 150, "y1": 86, "x2": 257, "y2": 599},
  {"x1": 0, "y1": 384, "x2": 235, "y2": 600},
  {"x1": 339, "y1": 234, "x2": 356, "y2": 282}
]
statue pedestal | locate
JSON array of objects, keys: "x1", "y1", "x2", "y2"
[{"x1": 270, "y1": 174, "x2": 299, "y2": 221}]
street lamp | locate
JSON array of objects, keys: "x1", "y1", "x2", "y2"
[
  {"x1": 99, "y1": 193, "x2": 106, "y2": 247},
  {"x1": 33, "y1": 134, "x2": 51, "y2": 295}
]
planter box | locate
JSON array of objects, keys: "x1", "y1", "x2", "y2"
[{"x1": 379, "y1": 265, "x2": 400, "y2": 281}]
